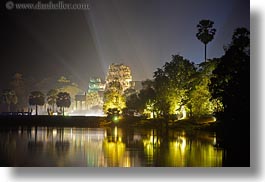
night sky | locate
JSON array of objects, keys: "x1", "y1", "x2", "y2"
[{"x1": 0, "y1": 0, "x2": 249, "y2": 90}]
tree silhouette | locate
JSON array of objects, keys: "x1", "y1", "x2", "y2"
[
  {"x1": 209, "y1": 27, "x2": 250, "y2": 166},
  {"x1": 1, "y1": 89, "x2": 18, "y2": 112},
  {"x1": 9, "y1": 73, "x2": 27, "y2": 110},
  {"x1": 29, "y1": 91, "x2": 45, "y2": 115},
  {"x1": 47, "y1": 89, "x2": 58, "y2": 113},
  {"x1": 196, "y1": 19, "x2": 216, "y2": 62},
  {"x1": 56, "y1": 92, "x2": 71, "y2": 116}
]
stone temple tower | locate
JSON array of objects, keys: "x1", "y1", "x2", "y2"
[{"x1": 105, "y1": 63, "x2": 132, "y2": 93}]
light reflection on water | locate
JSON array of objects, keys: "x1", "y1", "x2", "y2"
[{"x1": 0, "y1": 127, "x2": 223, "y2": 167}]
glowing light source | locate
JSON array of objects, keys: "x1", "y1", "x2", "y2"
[{"x1": 113, "y1": 116, "x2": 119, "y2": 123}]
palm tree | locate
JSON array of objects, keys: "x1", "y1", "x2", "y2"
[
  {"x1": 196, "y1": 19, "x2": 216, "y2": 62},
  {"x1": 29, "y1": 91, "x2": 45, "y2": 115},
  {"x1": 47, "y1": 89, "x2": 58, "y2": 113},
  {"x1": 2, "y1": 89, "x2": 17, "y2": 112},
  {"x1": 56, "y1": 92, "x2": 71, "y2": 116}
]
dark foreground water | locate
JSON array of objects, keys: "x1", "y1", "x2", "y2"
[{"x1": 0, "y1": 126, "x2": 224, "y2": 167}]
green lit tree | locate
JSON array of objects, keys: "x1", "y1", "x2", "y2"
[
  {"x1": 56, "y1": 92, "x2": 71, "y2": 116},
  {"x1": 154, "y1": 55, "x2": 196, "y2": 117},
  {"x1": 196, "y1": 19, "x2": 216, "y2": 62},
  {"x1": 185, "y1": 59, "x2": 223, "y2": 117},
  {"x1": 103, "y1": 90, "x2": 125, "y2": 114},
  {"x1": 29, "y1": 91, "x2": 45, "y2": 115}
]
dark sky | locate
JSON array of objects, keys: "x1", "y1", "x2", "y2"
[{"x1": 0, "y1": 0, "x2": 249, "y2": 90}]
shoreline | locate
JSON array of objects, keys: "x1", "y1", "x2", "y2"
[{"x1": 0, "y1": 115, "x2": 221, "y2": 132}]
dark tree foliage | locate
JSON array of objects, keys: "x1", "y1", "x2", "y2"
[
  {"x1": 29, "y1": 91, "x2": 45, "y2": 115},
  {"x1": 126, "y1": 93, "x2": 141, "y2": 111},
  {"x1": 1, "y1": 89, "x2": 18, "y2": 112},
  {"x1": 210, "y1": 27, "x2": 250, "y2": 166},
  {"x1": 56, "y1": 92, "x2": 71, "y2": 116},
  {"x1": 125, "y1": 79, "x2": 156, "y2": 116},
  {"x1": 9, "y1": 73, "x2": 28, "y2": 110},
  {"x1": 210, "y1": 28, "x2": 249, "y2": 120},
  {"x1": 196, "y1": 19, "x2": 216, "y2": 62},
  {"x1": 47, "y1": 89, "x2": 58, "y2": 112}
]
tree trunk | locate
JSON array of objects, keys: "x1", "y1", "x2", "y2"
[
  {"x1": 63, "y1": 107, "x2": 64, "y2": 116},
  {"x1": 35, "y1": 105, "x2": 38, "y2": 115},
  {"x1": 205, "y1": 43, "x2": 207, "y2": 62}
]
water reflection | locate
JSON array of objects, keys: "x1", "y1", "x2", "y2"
[{"x1": 0, "y1": 127, "x2": 223, "y2": 167}]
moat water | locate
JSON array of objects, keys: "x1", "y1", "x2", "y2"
[{"x1": 0, "y1": 126, "x2": 225, "y2": 167}]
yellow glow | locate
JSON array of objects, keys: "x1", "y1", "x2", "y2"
[
  {"x1": 181, "y1": 106, "x2": 186, "y2": 119},
  {"x1": 52, "y1": 129, "x2": 57, "y2": 137},
  {"x1": 113, "y1": 116, "x2": 119, "y2": 123},
  {"x1": 103, "y1": 139, "x2": 126, "y2": 167},
  {"x1": 114, "y1": 127, "x2": 118, "y2": 138}
]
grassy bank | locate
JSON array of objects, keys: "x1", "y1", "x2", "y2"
[
  {"x1": 136, "y1": 119, "x2": 220, "y2": 131},
  {"x1": 0, "y1": 115, "x2": 221, "y2": 132}
]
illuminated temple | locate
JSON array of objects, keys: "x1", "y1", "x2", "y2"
[
  {"x1": 105, "y1": 63, "x2": 133, "y2": 93},
  {"x1": 72, "y1": 63, "x2": 134, "y2": 115}
]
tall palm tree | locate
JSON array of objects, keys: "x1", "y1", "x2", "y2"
[
  {"x1": 29, "y1": 91, "x2": 45, "y2": 115},
  {"x1": 196, "y1": 19, "x2": 216, "y2": 62},
  {"x1": 47, "y1": 89, "x2": 58, "y2": 113},
  {"x1": 2, "y1": 89, "x2": 17, "y2": 112},
  {"x1": 56, "y1": 92, "x2": 71, "y2": 116}
]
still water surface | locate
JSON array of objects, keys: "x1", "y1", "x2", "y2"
[{"x1": 0, "y1": 127, "x2": 224, "y2": 167}]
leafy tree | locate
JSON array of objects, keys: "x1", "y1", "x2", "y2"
[
  {"x1": 1, "y1": 89, "x2": 18, "y2": 112},
  {"x1": 210, "y1": 27, "x2": 249, "y2": 120},
  {"x1": 196, "y1": 19, "x2": 216, "y2": 62},
  {"x1": 103, "y1": 90, "x2": 125, "y2": 114},
  {"x1": 103, "y1": 73, "x2": 127, "y2": 114},
  {"x1": 125, "y1": 80, "x2": 157, "y2": 117},
  {"x1": 29, "y1": 91, "x2": 45, "y2": 115},
  {"x1": 209, "y1": 27, "x2": 250, "y2": 166},
  {"x1": 47, "y1": 89, "x2": 58, "y2": 112},
  {"x1": 154, "y1": 55, "x2": 196, "y2": 117},
  {"x1": 186, "y1": 59, "x2": 222, "y2": 117},
  {"x1": 138, "y1": 81, "x2": 157, "y2": 117},
  {"x1": 188, "y1": 77, "x2": 215, "y2": 116},
  {"x1": 56, "y1": 92, "x2": 71, "y2": 116},
  {"x1": 58, "y1": 83, "x2": 82, "y2": 104},
  {"x1": 125, "y1": 93, "x2": 141, "y2": 111}
]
